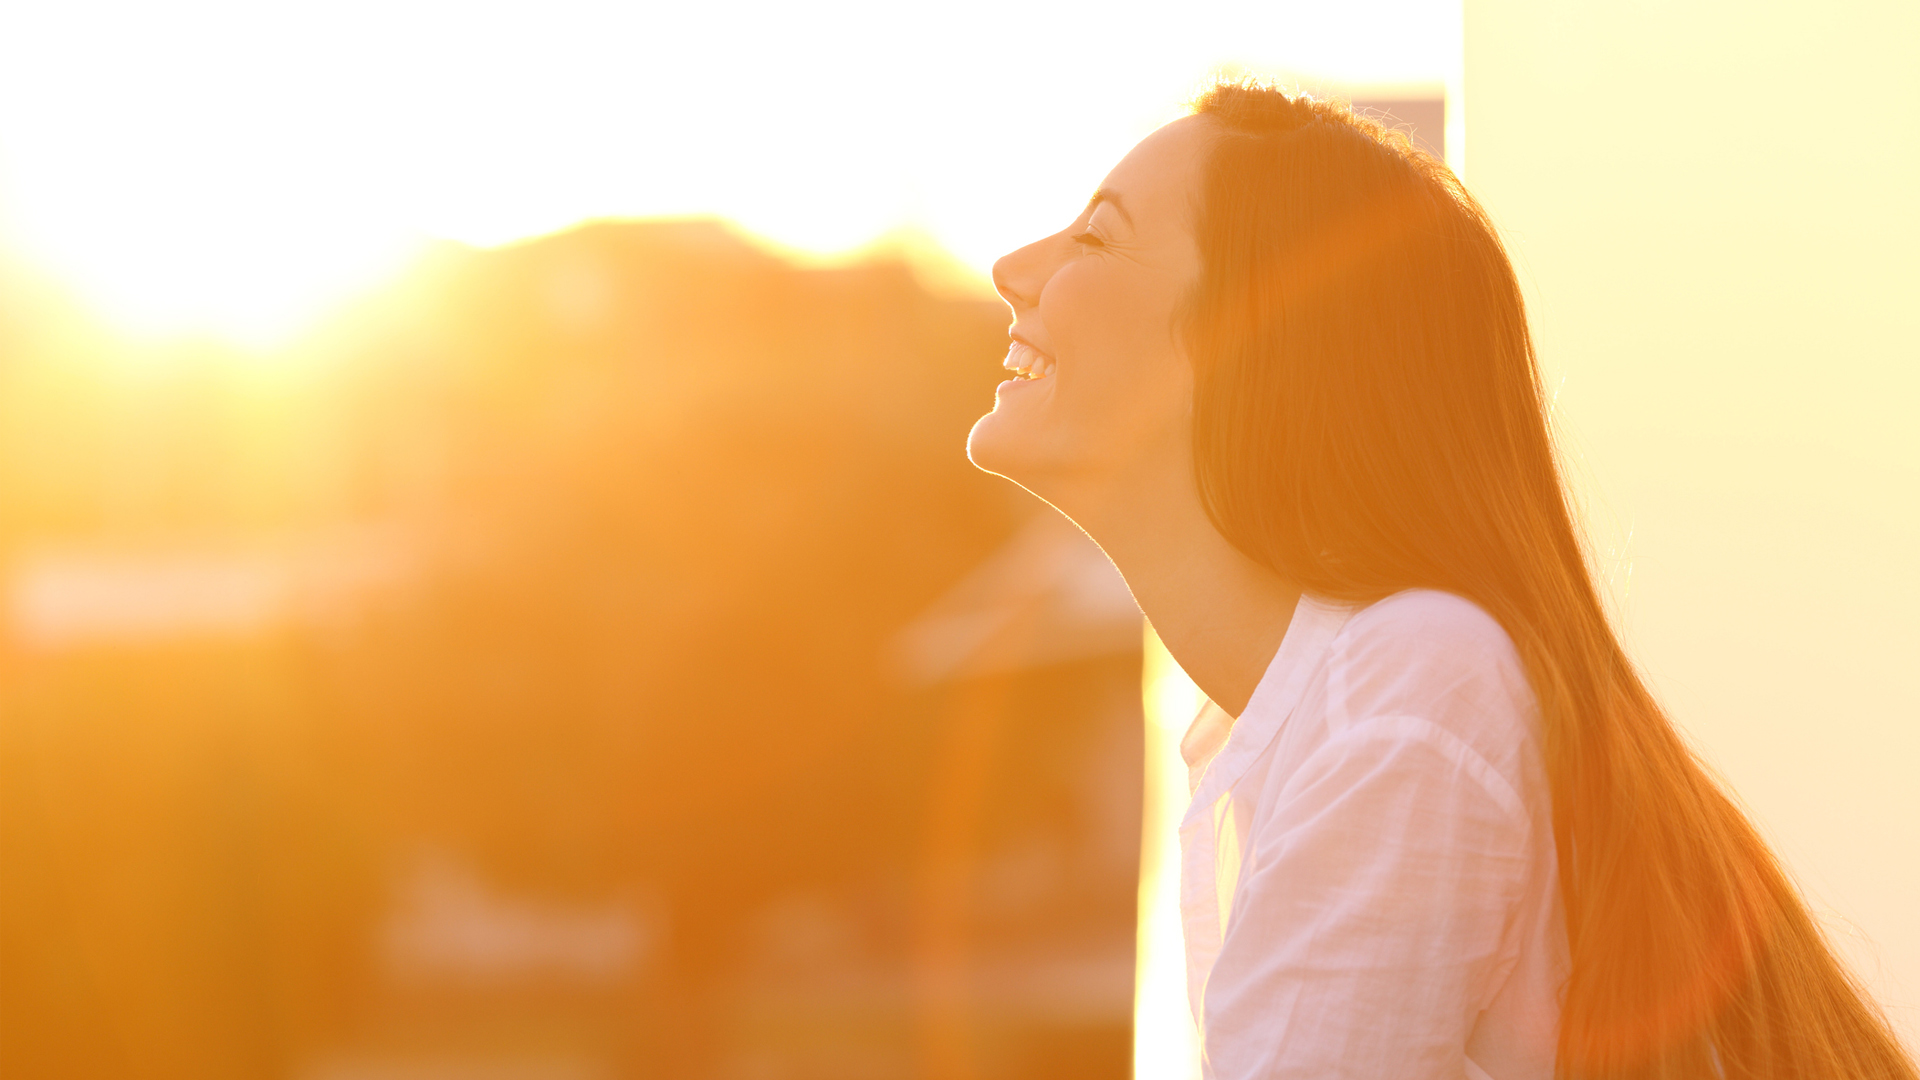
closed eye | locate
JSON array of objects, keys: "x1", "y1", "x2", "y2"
[{"x1": 1072, "y1": 230, "x2": 1105, "y2": 249}]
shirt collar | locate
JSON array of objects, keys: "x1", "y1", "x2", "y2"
[{"x1": 1180, "y1": 593, "x2": 1355, "y2": 826}]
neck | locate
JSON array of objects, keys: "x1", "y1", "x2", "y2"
[{"x1": 1044, "y1": 451, "x2": 1300, "y2": 717}]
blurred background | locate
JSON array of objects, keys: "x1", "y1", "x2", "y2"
[{"x1": 0, "y1": 1, "x2": 1912, "y2": 1079}]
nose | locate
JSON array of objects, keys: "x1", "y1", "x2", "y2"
[{"x1": 991, "y1": 237, "x2": 1051, "y2": 313}]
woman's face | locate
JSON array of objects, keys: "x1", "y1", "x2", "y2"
[{"x1": 967, "y1": 116, "x2": 1212, "y2": 498}]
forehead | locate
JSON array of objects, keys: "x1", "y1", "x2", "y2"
[{"x1": 1096, "y1": 115, "x2": 1214, "y2": 225}]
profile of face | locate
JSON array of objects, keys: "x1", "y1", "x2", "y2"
[{"x1": 966, "y1": 116, "x2": 1213, "y2": 503}]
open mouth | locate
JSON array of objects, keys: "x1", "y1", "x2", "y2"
[{"x1": 1002, "y1": 340, "x2": 1055, "y2": 381}]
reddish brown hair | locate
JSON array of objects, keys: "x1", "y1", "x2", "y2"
[{"x1": 1184, "y1": 82, "x2": 1914, "y2": 1079}]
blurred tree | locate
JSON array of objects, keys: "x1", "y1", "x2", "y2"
[{"x1": 1, "y1": 221, "x2": 1139, "y2": 1079}]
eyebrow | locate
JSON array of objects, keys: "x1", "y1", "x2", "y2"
[{"x1": 1086, "y1": 188, "x2": 1133, "y2": 227}]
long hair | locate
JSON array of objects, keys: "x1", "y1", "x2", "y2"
[{"x1": 1183, "y1": 83, "x2": 1915, "y2": 1079}]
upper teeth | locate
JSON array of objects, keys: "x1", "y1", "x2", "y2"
[{"x1": 1002, "y1": 341, "x2": 1055, "y2": 379}]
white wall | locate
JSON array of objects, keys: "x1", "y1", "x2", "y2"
[{"x1": 1465, "y1": 0, "x2": 1920, "y2": 1046}]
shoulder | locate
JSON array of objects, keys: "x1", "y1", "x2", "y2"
[
  {"x1": 1321, "y1": 589, "x2": 1536, "y2": 747},
  {"x1": 1338, "y1": 588, "x2": 1515, "y2": 659},
  {"x1": 1331, "y1": 589, "x2": 1525, "y2": 686}
]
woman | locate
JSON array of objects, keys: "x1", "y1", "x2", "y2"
[{"x1": 967, "y1": 83, "x2": 1914, "y2": 1079}]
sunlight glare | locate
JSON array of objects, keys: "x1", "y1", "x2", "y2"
[
  {"x1": 0, "y1": 0, "x2": 1455, "y2": 345},
  {"x1": 1140, "y1": 625, "x2": 1206, "y2": 1080}
]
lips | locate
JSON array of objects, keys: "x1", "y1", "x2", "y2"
[{"x1": 1001, "y1": 340, "x2": 1055, "y2": 380}]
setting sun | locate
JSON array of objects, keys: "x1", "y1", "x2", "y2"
[
  {"x1": 0, "y1": 0, "x2": 1455, "y2": 345},
  {"x1": 5, "y1": 2, "x2": 1909, "y2": 1076}
]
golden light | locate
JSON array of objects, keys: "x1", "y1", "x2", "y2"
[
  {"x1": 1140, "y1": 626, "x2": 1207, "y2": 1080},
  {"x1": 5, "y1": 0, "x2": 1914, "y2": 1072},
  {"x1": 0, "y1": 0, "x2": 1456, "y2": 346},
  {"x1": 0, "y1": 5, "x2": 1457, "y2": 1071}
]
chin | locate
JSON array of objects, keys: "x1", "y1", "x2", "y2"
[
  {"x1": 969, "y1": 395, "x2": 1058, "y2": 483},
  {"x1": 968, "y1": 378, "x2": 1076, "y2": 496},
  {"x1": 965, "y1": 407, "x2": 1022, "y2": 479}
]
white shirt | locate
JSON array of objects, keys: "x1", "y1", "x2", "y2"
[{"x1": 1179, "y1": 590, "x2": 1567, "y2": 1080}]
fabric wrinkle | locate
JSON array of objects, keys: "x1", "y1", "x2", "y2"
[{"x1": 1176, "y1": 589, "x2": 1567, "y2": 1080}]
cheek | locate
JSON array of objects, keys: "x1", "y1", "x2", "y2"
[
  {"x1": 1042, "y1": 257, "x2": 1162, "y2": 346},
  {"x1": 1043, "y1": 260, "x2": 1189, "y2": 425}
]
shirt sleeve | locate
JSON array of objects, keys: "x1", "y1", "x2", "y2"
[{"x1": 1199, "y1": 714, "x2": 1534, "y2": 1080}]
